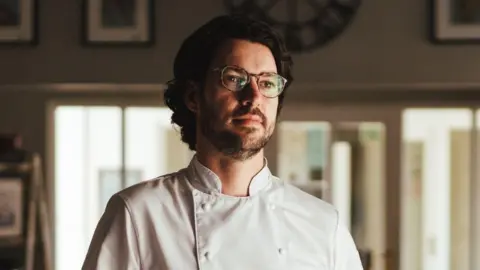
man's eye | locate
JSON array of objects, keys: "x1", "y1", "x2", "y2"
[
  {"x1": 226, "y1": 75, "x2": 246, "y2": 84},
  {"x1": 259, "y1": 81, "x2": 276, "y2": 88}
]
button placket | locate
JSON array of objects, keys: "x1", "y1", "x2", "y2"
[
  {"x1": 268, "y1": 195, "x2": 276, "y2": 210},
  {"x1": 194, "y1": 192, "x2": 210, "y2": 267},
  {"x1": 201, "y1": 194, "x2": 221, "y2": 212},
  {"x1": 269, "y1": 192, "x2": 290, "y2": 266},
  {"x1": 195, "y1": 194, "x2": 219, "y2": 268}
]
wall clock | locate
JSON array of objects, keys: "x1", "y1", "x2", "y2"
[{"x1": 224, "y1": 0, "x2": 362, "y2": 53}]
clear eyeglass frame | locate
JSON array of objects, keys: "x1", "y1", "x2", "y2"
[{"x1": 212, "y1": 65, "x2": 287, "y2": 98}]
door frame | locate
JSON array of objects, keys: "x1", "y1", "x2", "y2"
[
  {"x1": 46, "y1": 95, "x2": 165, "y2": 270},
  {"x1": 266, "y1": 104, "x2": 402, "y2": 270}
]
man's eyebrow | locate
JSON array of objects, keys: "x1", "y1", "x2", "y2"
[{"x1": 226, "y1": 65, "x2": 278, "y2": 75}]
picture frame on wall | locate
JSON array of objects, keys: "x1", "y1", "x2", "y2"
[
  {"x1": 83, "y1": 0, "x2": 154, "y2": 46},
  {"x1": 0, "y1": 0, "x2": 37, "y2": 44},
  {"x1": 431, "y1": 0, "x2": 480, "y2": 43},
  {"x1": 0, "y1": 178, "x2": 23, "y2": 238}
]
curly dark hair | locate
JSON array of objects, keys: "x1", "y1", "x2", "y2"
[{"x1": 164, "y1": 14, "x2": 294, "y2": 151}]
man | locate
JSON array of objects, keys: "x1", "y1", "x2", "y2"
[{"x1": 82, "y1": 14, "x2": 364, "y2": 270}]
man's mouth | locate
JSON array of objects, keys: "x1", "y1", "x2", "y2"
[{"x1": 233, "y1": 114, "x2": 263, "y2": 123}]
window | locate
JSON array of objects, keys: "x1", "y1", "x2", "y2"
[
  {"x1": 401, "y1": 108, "x2": 473, "y2": 270},
  {"x1": 278, "y1": 120, "x2": 387, "y2": 270},
  {"x1": 53, "y1": 106, "x2": 193, "y2": 270}
]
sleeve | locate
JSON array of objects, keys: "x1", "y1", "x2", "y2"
[
  {"x1": 81, "y1": 194, "x2": 142, "y2": 270},
  {"x1": 332, "y1": 212, "x2": 364, "y2": 270}
]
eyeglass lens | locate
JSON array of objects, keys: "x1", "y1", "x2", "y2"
[{"x1": 221, "y1": 66, "x2": 285, "y2": 97}]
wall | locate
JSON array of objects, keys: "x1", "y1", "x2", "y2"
[
  {"x1": 1, "y1": 0, "x2": 480, "y2": 86},
  {"x1": 1, "y1": 1, "x2": 480, "y2": 269},
  {"x1": 3, "y1": 0, "x2": 480, "y2": 160}
]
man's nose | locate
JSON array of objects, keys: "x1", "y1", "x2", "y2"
[{"x1": 239, "y1": 78, "x2": 262, "y2": 107}]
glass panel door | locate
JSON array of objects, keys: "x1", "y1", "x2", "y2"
[
  {"x1": 277, "y1": 121, "x2": 330, "y2": 198},
  {"x1": 401, "y1": 108, "x2": 473, "y2": 270},
  {"x1": 334, "y1": 122, "x2": 386, "y2": 270},
  {"x1": 54, "y1": 106, "x2": 122, "y2": 270},
  {"x1": 53, "y1": 105, "x2": 194, "y2": 270},
  {"x1": 124, "y1": 107, "x2": 193, "y2": 182},
  {"x1": 275, "y1": 105, "x2": 399, "y2": 270}
]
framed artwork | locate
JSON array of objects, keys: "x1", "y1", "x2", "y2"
[
  {"x1": 0, "y1": 178, "x2": 23, "y2": 238},
  {"x1": 0, "y1": 0, "x2": 37, "y2": 44},
  {"x1": 431, "y1": 0, "x2": 480, "y2": 42},
  {"x1": 83, "y1": 0, "x2": 154, "y2": 46}
]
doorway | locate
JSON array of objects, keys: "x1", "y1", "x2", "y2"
[
  {"x1": 50, "y1": 105, "x2": 194, "y2": 270},
  {"x1": 400, "y1": 108, "x2": 480, "y2": 270},
  {"x1": 273, "y1": 105, "x2": 402, "y2": 270}
]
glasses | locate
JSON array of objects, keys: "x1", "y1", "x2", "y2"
[{"x1": 213, "y1": 65, "x2": 287, "y2": 98}]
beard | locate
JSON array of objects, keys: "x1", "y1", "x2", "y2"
[{"x1": 198, "y1": 96, "x2": 274, "y2": 161}]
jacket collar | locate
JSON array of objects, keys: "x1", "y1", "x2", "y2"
[{"x1": 187, "y1": 155, "x2": 272, "y2": 196}]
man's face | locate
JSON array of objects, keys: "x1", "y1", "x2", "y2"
[{"x1": 197, "y1": 39, "x2": 279, "y2": 160}]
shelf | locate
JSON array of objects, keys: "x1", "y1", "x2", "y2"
[{"x1": 0, "y1": 163, "x2": 32, "y2": 173}]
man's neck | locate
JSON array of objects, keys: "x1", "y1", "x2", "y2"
[{"x1": 196, "y1": 150, "x2": 265, "y2": 197}]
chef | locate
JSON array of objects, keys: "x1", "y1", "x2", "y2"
[{"x1": 82, "y1": 14, "x2": 364, "y2": 270}]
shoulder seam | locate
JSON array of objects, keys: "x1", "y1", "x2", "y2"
[
  {"x1": 332, "y1": 208, "x2": 340, "y2": 270},
  {"x1": 117, "y1": 193, "x2": 143, "y2": 269}
]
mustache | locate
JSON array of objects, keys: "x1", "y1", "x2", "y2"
[{"x1": 232, "y1": 105, "x2": 266, "y2": 123}]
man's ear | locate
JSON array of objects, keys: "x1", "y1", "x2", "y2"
[{"x1": 184, "y1": 81, "x2": 200, "y2": 113}]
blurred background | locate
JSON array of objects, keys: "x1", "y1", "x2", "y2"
[{"x1": 1, "y1": 0, "x2": 480, "y2": 270}]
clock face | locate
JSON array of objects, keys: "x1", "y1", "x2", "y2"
[{"x1": 224, "y1": 0, "x2": 362, "y2": 53}]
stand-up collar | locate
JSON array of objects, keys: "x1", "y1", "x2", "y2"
[{"x1": 187, "y1": 155, "x2": 272, "y2": 196}]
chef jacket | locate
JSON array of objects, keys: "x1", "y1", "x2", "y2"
[{"x1": 82, "y1": 156, "x2": 364, "y2": 270}]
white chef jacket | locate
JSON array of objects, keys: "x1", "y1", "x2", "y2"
[{"x1": 82, "y1": 156, "x2": 364, "y2": 270}]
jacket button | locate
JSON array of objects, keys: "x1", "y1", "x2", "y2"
[
  {"x1": 199, "y1": 251, "x2": 210, "y2": 263},
  {"x1": 278, "y1": 248, "x2": 286, "y2": 255},
  {"x1": 202, "y1": 203, "x2": 211, "y2": 211}
]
